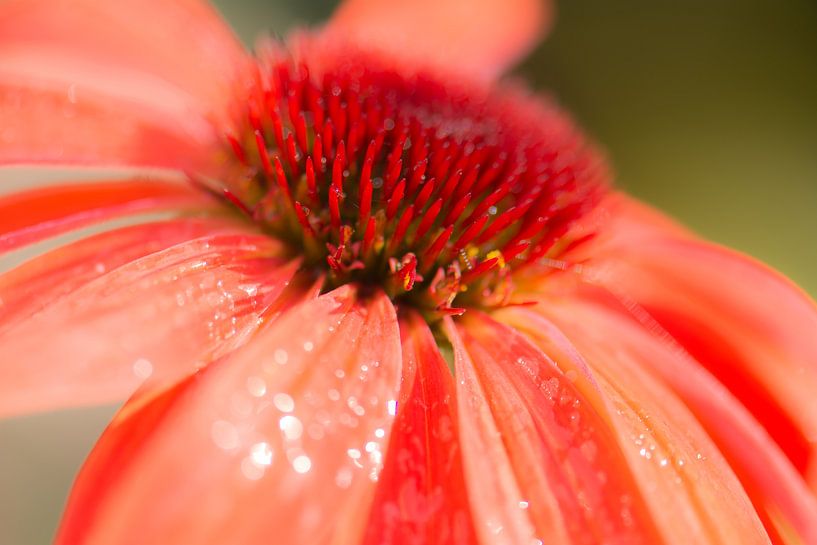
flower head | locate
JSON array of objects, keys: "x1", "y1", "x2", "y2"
[{"x1": 1, "y1": 0, "x2": 816, "y2": 544}]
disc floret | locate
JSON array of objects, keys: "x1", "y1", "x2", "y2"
[{"x1": 214, "y1": 45, "x2": 606, "y2": 315}]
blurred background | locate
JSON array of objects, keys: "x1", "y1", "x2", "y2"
[{"x1": 1, "y1": 0, "x2": 815, "y2": 543}]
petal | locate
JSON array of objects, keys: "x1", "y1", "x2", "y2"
[
  {"x1": 0, "y1": 0, "x2": 248, "y2": 169},
  {"x1": 362, "y1": 312, "x2": 476, "y2": 544},
  {"x1": 0, "y1": 81, "x2": 222, "y2": 170},
  {"x1": 0, "y1": 217, "x2": 234, "y2": 326},
  {"x1": 587, "y1": 234, "x2": 817, "y2": 482},
  {"x1": 0, "y1": 0, "x2": 246, "y2": 112},
  {"x1": 447, "y1": 313, "x2": 661, "y2": 545},
  {"x1": 0, "y1": 229, "x2": 296, "y2": 416},
  {"x1": 506, "y1": 300, "x2": 817, "y2": 544},
  {"x1": 326, "y1": 0, "x2": 551, "y2": 81},
  {"x1": 56, "y1": 287, "x2": 403, "y2": 545},
  {"x1": 439, "y1": 317, "x2": 535, "y2": 545},
  {"x1": 0, "y1": 178, "x2": 216, "y2": 253},
  {"x1": 496, "y1": 307, "x2": 771, "y2": 544}
]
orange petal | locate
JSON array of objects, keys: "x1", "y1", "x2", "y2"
[
  {"x1": 0, "y1": 82, "x2": 221, "y2": 170},
  {"x1": 56, "y1": 286, "x2": 403, "y2": 545},
  {"x1": 362, "y1": 312, "x2": 476, "y2": 544},
  {"x1": 0, "y1": 178, "x2": 216, "y2": 253},
  {"x1": 0, "y1": 229, "x2": 296, "y2": 416},
  {"x1": 442, "y1": 316, "x2": 537, "y2": 545},
  {"x1": 0, "y1": 218, "x2": 235, "y2": 327},
  {"x1": 448, "y1": 312, "x2": 661, "y2": 545},
  {"x1": 587, "y1": 233, "x2": 817, "y2": 485},
  {"x1": 509, "y1": 299, "x2": 817, "y2": 544},
  {"x1": 0, "y1": 0, "x2": 247, "y2": 168},
  {"x1": 326, "y1": 0, "x2": 551, "y2": 81},
  {"x1": 499, "y1": 306, "x2": 771, "y2": 544},
  {"x1": 0, "y1": 0, "x2": 245, "y2": 113}
]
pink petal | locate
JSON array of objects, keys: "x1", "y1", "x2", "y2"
[
  {"x1": 0, "y1": 229, "x2": 296, "y2": 416},
  {"x1": 0, "y1": 217, "x2": 236, "y2": 326},
  {"x1": 0, "y1": 178, "x2": 217, "y2": 253},
  {"x1": 0, "y1": 0, "x2": 248, "y2": 168},
  {"x1": 326, "y1": 0, "x2": 551, "y2": 81},
  {"x1": 56, "y1": 286, "x2": 402, "y2": 545},
  {"x1": 0, "y1": 0, "x2": 246, "y2": 112},
  {"x1": 587, "y1": 233, "x2": 817, "y2": 484},
  {"x1": 445, "y1": 315, "x2": 660, "y2": 545},
  {"x1": 506, "y1": 300, "x2": 817, "y2": 543},
  {"x1": 0, "y1": 81, "x2": 221, "y2": 170},
  {"x1": 496, "y1": 307, "x2": 772, "y2": 544},
  {"x1": 362, "y1": 312, "x2": 476, "y2": 544}
]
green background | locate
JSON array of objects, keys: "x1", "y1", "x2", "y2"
[{"x1": 1, "y1": 1, "x2": 815, "y2": 543}]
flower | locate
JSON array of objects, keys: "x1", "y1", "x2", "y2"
[{"x1": 1, "y1": 0, "x2": 816, "y2": 543}]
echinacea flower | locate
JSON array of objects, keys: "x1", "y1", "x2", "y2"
[{"x1": 2, "y1": 0, "x2": 816, "y2": 543}]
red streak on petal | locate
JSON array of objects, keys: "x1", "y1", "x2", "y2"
[
  {"x1": 362, "y1": 216, "x2": 376, "y2": 257},
  {"x1": 415, "y1": 178, "x2": 437, "y2": 210},
  {"x1": 443, "y1": 192, "x2": 471, "y2": 226},
  {"x1": 329, "y1": 186, "x2": 342, "y2": 231},
  {"x1": 313, "y1": 134, "x2": 325, "y2": 173},
  {"x1": 358, "y1": 162, "x2": 374, "y2": 230},
  {"x1": 272, "y1": 155, "x2": 291, "y2": 203},
  {"x1": 225, "y1": 133, "x2": 247, "y2": 165},
  {"x1": 413, "y1": 198, "x2": 442, "y2": 245},
  {"x1": 221, "y1": 189, "x2": 253, "y2": 216},
  {"x1": 254, "y1": 130, "x2": 273, "y2": 178},
  {"x1": 389, "y1": 204, "x2": 415, "y2": 253},
  {"x1": 285, "y1": 132, "x2": 300, "y2": 176},
  {"x1": 293, "y1": 201, "x2": 316, "y2": 237},
  {"x1": 305, "y1": 157, "x2": 319, "y2": 204},
  {"x1": 362, "y1": 314, "x2": 477, "y2": 544},
  {"x1": 460, "y1": 257, "x2": 499, "y2": 284},
  {"x1": 453, "y1": 215, "x2": 489, "y2": 252},
  {"x1": 386, "y1": 178, "x2": 406, "y2": 220},
  {"x1": 423, "y1": 225, "x2": 454, "y2": 266}
]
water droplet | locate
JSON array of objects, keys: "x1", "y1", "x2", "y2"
[
  {"x1": 292, "y1": 455, "x2": 312, "y2": 474},
  {"x1": 250, "y1": 442, "x2": 274, "y2": 466},
  {"x1": 210, "y1": 420, "x2": 239, "y2": 450},
  {"x1": 279, "y1": 415, "x2": 303, "y2": 440},
  {"x1": 273, "y1": 393, "x2": 295, "y2": 412},
  {"x1": 132, "y1": 358, "x2": 153, "y2": 379},
  {"x1": 274, "y1": 349, "x2": 288, "y2": 365},
  {"x1": 67, "y1": 83, "x2": 77, "y2": 104},
  {"x1": 246, "y1": 376, "x2": 267, "y2": 397}
]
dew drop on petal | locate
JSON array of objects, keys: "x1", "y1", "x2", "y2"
[
  {"x1": 210, "y1": 419, "x2": 239, "y2": 451},
  {"x1": 246, "y1": 376, "x2": 267, "y2": 397},
  {"x1": 250, "y1": 441, "x2": 274, "y2": 466},
  {"x1": 279, "y1": 415, "x2": 304, "y2": 440},
  {"x1": 273, "y1": 393, "x2": 295, "y2": 413},
  {"x1": 292, "y1": 455, "x2": 312, "y2": 474},
  {"x1": 132, "y1": 358, "x2": 153, "y2": 379}
]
